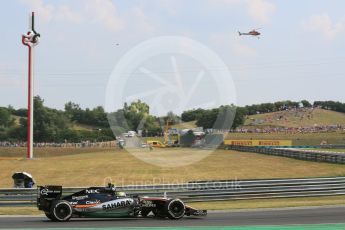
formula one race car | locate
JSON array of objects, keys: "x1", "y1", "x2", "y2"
[{"x1": 37, "y1": 184, "x2": 207, "y2": 221}]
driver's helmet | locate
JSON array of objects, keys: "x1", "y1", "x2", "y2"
[{"x1": 115, "y1": 191, "x2": 126, "y2": 197}]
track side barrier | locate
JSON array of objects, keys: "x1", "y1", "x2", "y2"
[
  {"x1": 1, "y1": 177, "x2": 345, "y2": 206},
  {"x1": 225, "y1": 145, "x2": 345, "y2": 164}
]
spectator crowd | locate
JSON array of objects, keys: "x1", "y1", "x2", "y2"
[{"x1": 0, "y1": 140, "x2": 117, "y2": 148}]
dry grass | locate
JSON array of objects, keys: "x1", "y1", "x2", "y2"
[
  {"x1": 171, "y1": 121, "x2": 197, "y2": 130},
  {"x1": 0, "y1": 207, "x2": 41, "y2": 215},
  {"x1": 1, "y1": 148, "x2": 345, "y2": 188}
]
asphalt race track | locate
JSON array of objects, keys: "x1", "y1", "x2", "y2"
[{"x1": 0, "y1": 206, "x2": 344, "y2": 229}]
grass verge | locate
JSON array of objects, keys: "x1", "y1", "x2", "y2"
[
  {"x1": 1, "y1": 148, "x2": 345, "y2": 187},
  {"x1": 0, "y1": 206, "x2": 40, "y2": 215}
]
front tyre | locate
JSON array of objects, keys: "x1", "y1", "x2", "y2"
[
  {"x1": 165, "y1": 199, "x2": 185, "y2": 219},
  {"x1": 50, "y1": 200, "x2": 73, "y2": 222}
]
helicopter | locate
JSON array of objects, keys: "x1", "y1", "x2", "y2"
[{"x1": 238, "y1": 28, "x2": 261, "y2": 38}]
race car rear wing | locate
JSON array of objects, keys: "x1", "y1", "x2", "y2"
[{"x1": 37, "y1": 185, "x2": 62, "y2": 211}]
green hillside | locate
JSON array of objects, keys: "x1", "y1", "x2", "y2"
[
  {"x1": 175, "y1": 108, "x2": 345, "y2": 131},
  {"x1": 243, "y1": 108, "x2": 345, "y2": 128},
  {"x1": 11, "y1": 108, "x2": 345, "y2": 132}
]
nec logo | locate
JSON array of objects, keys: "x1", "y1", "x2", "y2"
[{"x1": 86, "y1": 189, "x2": 100, "y2": 194}]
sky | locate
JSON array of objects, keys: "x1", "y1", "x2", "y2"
[{"x1": 1, "y1": 0, "x2": 345, "y2": 115}]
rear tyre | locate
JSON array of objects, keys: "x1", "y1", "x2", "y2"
[
  {"x1": 165, "y1": 199, "x2": 185, "y2": 220},
  {"x1": 50, "y1": 200, "x2": 73, "y2": 222},
  {"x1": 44, "y1": 212, "x2": 57, "y2": 221}
]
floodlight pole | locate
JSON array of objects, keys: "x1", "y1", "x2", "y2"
[{"x1": 22, "y1": 12, "x2": 40, "y2": 159}]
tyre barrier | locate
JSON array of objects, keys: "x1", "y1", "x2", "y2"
[{"x1": 225, "y1": 145, "x2": 345, "y2": 164}]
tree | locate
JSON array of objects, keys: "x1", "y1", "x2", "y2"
[
  {"x1": 107, "y1": 109, "x2": 129, "y2": 135},
  {"x1": 0, "y1": 107, "x2": 14, "y2": 128},
  {"x1": 123, "y1": 100, "x2": 151, "y2": 131},
  {"x1": 180, "y1": 130, "x2": 195, "y2": 147},
  {"x1": 143, "y1": 116, "x2": 161, "y2": 135},
  {"x1": 196, "y1": 108, "x2": 218, "y2": 129},
  {"x1": 181, "y1": 108, "x2": 205, "y2": 122},
  {"x1": 233, "y1": 107, "x2": 247, "y2": 129},
  {"x1": 90, "y1": 106, "x2": 108, "y2": 127},
  {"x1": 12, "y1": 108, "x2": 27, "y2": 117},
  {"x1": 213, "y1": 105, "x2": 236, "y2": 129},
  {"x1": 160, "y1": 111, "x2": 180, "y2": 127},
  {"x1": 166, "y1": 111, "x2": 180, "y2": 124},
  {"x1": 10, "y1": 117, "x2": 27, "y2": 140},
  {"x1": 34, "y1": 96, "x2": 69, "y2": 142},
  {"x1": 195, "y1": 105, "x2": 245, "y2": 130},
  {"x1": 314, "y1": 101, "x2": 345, "y2": 113},
  {"x1": 65, "y1": 102, "x2": 109, "y2": 127},
  {"x1": 7, "y1": 105, "x2": 15, "y2": 114},
  {"x1": 64, "y1": 102, "x2": 82, "y2": 121},
  {"x1": 301, "y1": 100, "x2": 312, "y2": 108},
  {"x1": 35, "y1": 96, "x2": 53, "y2": 141}
]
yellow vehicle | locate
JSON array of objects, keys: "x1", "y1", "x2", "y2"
[{"x1": 147, "y1": 140, "x2": 166, "y2": 148}]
